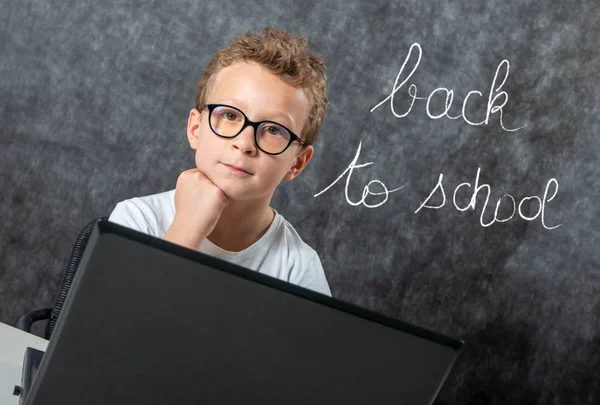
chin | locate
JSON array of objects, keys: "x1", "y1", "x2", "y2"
[
  {"x1": 220, "y1": 184, "x2": 273, "y2": 203},
  {"x1": 215, "y1": 183, "x2": 254, "y2": 201}
]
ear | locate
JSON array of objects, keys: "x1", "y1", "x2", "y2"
[
  {"x1": 187, "y1": 108, "x2": 203, "y2": 150},
  {"x1": 284, "y1": 145, "x2": 314, "y2": 181}
]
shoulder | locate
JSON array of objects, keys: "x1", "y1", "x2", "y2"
[
  {"x1": 272, "y1": 212, "x2": 332, "y2": 297},
  {"x1": 275, "y1": 213, "x2": 318, "y2": 255},
  {"x1": 108, "y1": 189, "x2": 176, "y2": 237}
]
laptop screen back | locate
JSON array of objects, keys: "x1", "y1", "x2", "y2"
[{"x1": 25, "y1": 221, "x2": 462, "y2": 405}]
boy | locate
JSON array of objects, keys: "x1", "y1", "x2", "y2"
[{"x1": 108, "y1": 27, "x2": 331, "y2": 296}]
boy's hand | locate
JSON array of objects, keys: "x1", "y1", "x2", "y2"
[{"x1": 163, "y1": 168, "x2": 228, "y2": 250}]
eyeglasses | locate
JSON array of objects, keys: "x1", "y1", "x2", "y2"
[{"x1": 202, "y1": 104, "x2": 305, "y2": 155}]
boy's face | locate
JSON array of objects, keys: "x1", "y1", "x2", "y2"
[{"x1": 186, "y1": 61, "x2": 313, "y2": 203}]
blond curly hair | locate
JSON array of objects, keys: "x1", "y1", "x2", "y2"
[{"x1": 195, "y1": 26, "x2": 328, "y2": 146}]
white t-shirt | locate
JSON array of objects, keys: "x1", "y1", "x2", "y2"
[{"x1": 108, "y1": 190, "x2": 331, "y2": 297}]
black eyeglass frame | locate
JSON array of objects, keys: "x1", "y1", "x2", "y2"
[{"x1": 202, "y1": 104, "x2": 305, "y2": 155}]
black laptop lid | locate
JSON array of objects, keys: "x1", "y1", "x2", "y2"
[{"x1": 25, "y1": 220, "x2": 463, "y2": 405}]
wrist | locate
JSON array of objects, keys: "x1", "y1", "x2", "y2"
[{"x1": 163, "y1": 217, "x2": 208, "y2": 250}]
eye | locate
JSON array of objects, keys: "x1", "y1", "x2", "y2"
[
  {"x1": 223, "y1": 112, "x2": 239, "y2": 121},
  {"x1": 264, "y1": 125, "x2": 284, "y2": 136}
]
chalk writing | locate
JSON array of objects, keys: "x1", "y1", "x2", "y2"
[
  {"x1": 416, "y1": 167, "x2": 561, "y2": 229},
  {"x1": 315, "y1": 142, "x2": 561, "y2": 229},
  {"x1": 313, "y1": 141, "x2": 406, "y2": 208},
  {"x1": 315, "y1": 42, "x2": 561, "y2": 230},
  {"x1": 370, "y1": 42, "x2": 525, "y2": 132}
]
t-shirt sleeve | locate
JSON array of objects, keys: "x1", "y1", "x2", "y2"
[
  {"x1": 108, "y1": 200, "x2": 154, "y2": 235},
  {"x1": 292, "y1": 253, "x2": 332, "y2": 297}
]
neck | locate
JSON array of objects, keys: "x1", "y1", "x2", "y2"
[{"x1": 207, "y1": 199, "x2": 275, "y2": 252}]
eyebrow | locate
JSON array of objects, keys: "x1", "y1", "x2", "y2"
[{"x1": 216, "y1": 98, "x2": 296, "y2": 129}]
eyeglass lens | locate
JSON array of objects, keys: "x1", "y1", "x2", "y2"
[{"x1": 209, "y1": 105, "x2": 292, "y2": 154}]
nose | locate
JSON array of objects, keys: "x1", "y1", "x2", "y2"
[{"x1": 232, "y1": 125, "x2": 258, "y2": 155}]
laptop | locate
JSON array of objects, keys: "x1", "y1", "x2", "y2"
[{"x1": 23, "y1": 219, "x2": 463, "y2": 405}]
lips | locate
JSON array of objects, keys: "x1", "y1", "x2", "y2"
[{"x1": 223, "y1": 163, "x2": 253, "y2": 175}]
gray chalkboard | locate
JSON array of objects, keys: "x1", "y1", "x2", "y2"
[{"x1": 1, "y1": 1, "x2": 599, "y2": 404}]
